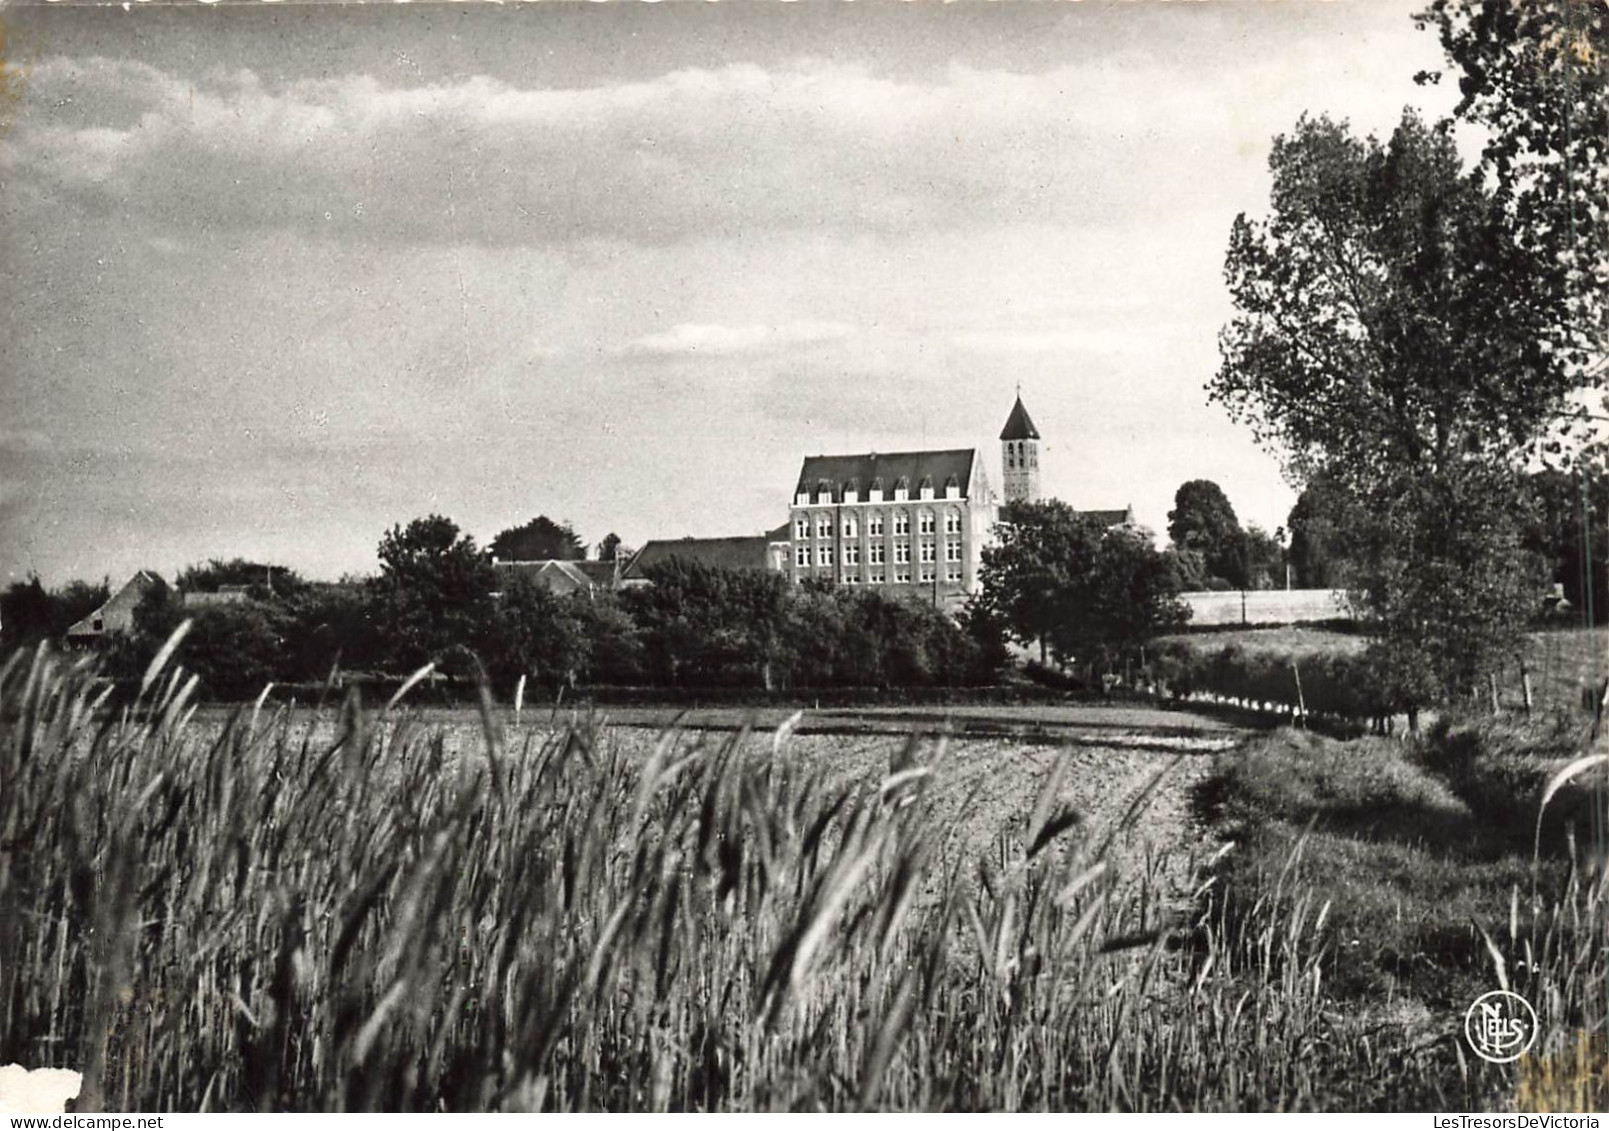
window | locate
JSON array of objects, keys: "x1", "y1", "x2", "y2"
[
  {"x1": 867, "y1": 512, "x2": 884, "y2": 537},
  {"x1": 918, "y1": 511, "x2": 934, "y2": 535},
  {"x1": 820, "y1": 544, "x2": 834, "y2": 567},
  {"x1": 868, "y1": 544, "x2": 885, "y2": 565},
  {"x1": 893, "y1": 478, "x2": 909, "y2": 502},
  {"x1": 842, "y1": 569, "x2": 858, "y2": 584},
  {"x1": 894, "y1": 542, "x2": 911, "y2": 565},
  {"x1": 844, "y1": 480, "x2": 859, "y2": 504},
  {"x1": 945, "y1": 476, "x2": 961, "y2": 500},
  {"x1": 869, "y1": 478, "x2": 884, "y2": 502},
  {"x1": 945, "y1": 565, "x2": 963, "y2": 584},
  {"x1": 842, "y1": 514, "x2": 857, "y2": 539},
  {"x1": 920, "y1": 541, "x2": 936, "y2": 564},
  {"x1": 795, "y1": 516, "x2": 809, "y2": 539},
  {"x1": 795, "y1": 545, "x2": 810, "y2": 568},
  {"x1": 844, "y1": 543, "x2": 860, "y2": 566},
  {"x1": 919, "y1": 478, "x2": 934, "y2": 501},
  {"x1": 816, "y1": 480, "x2": 834, "y2": 504},
  {"x1": 919, "y1": 565, "x2": 935, "y2": 583},
  {"x1": 894, "y1": 567, "x2": 911, "y2": 584},
  {"x1": 1006, "y1": 447, "x2": 1015, "y2": 469},
  {"x1": 945, "y1": 510, "x2": 962, "y2": 535},
  {"x1": 893, "y1": 511, "x2": 910, "y2": 536},
  {"x1": 946, "y1": 539, "x2": 961, "y2": 563},
  {"x1": 796, "y1": 490, "x2": 810, "y2": 505},
  {"x1": 816, "y1": 514, "x2": 831, "y2": 539},
  {"x1": 868, "y1": 568, "x2": 885, "y2": 584}
]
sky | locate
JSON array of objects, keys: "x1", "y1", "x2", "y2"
[{"x1": 0, "y1": 0, "x2": 1469, "y2": 586}]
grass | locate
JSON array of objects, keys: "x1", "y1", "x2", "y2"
[
  {"x1": 1198, "y1": 724, "x2": 1608, "y2": 1094},
  {"x1": 1, "y1": 636, "x2": 1604, "y2": 1111}
]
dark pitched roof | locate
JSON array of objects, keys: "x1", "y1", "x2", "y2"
[
  {"x1": 764, "y1": 522, "x2": 792, "y2": 542},
  {"x1": 1082, "y1": 506, "x2": 1135, "y2": 527},
  {"x1": 493, "y1": 559, "x2": 616, "y2": 592},
  {"x1": 793, "y1": 449, "x2": 977, "y2": 502},
  {"x1": 999, "y1": 395, "x2": 1041, "y2": 441},
  {"x1": 621, "y1": 536, "x2": 772, "y2": 580}
]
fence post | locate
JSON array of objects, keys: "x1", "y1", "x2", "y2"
[
  {"x1": 1489, "y1": 671, "x2": 1501, "y2": 716},
  {"x1": 1520, "y1": 663, "x2": 1533, "y2": 717},
  {"x1": 1291, "y1": 659, "x2": 1307, "y2": 729}
]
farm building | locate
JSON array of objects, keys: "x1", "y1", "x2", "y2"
[
  {"x1": 491, "y1": 558, "x2": 620, "y2": 598},
  {"x1": 619, "y1": 526, "x2": 791, "y2": 586},
  {"x1": 66, "y1": 570, "x2": 165, "y2": 645}
]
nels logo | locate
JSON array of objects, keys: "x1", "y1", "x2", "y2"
[{"x1": 1465, "y1": 990, "x2": 1540, "y2": 1065}]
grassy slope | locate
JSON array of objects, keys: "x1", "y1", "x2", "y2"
[{"x1": 1197, "y1": 720, "x2": 1607, "y2": 1108}]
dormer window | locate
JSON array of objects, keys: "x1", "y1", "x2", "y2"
[
  {"x1": 843, "y1": 478, "x2": 859, "y2": 504},
  {"x1": 944, "y1": 475, "x2": 961, "y2": 500},
  {"x1": 796, "y1": 490, "x2": 810, "y2": 506},
  {"x1": 893, "y1": 477, "x2": 909, "y2": 502},
  {"x1": 869, "y1": 477, "x2": 884, "y2": 503},
  {"x1": 919, "y1": 477, "x2": 934, "y2": 501},
  {"x1": 816, "y1": 479, "x2": 834, "y2": 505}
]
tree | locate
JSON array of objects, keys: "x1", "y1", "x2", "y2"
[
  {"x1": 1525, "y1": 458, "x2": 1609, "y2": 623},
  {"x1": 488, "y1": 516, "x2": 585, "y2": 562},
  {"x1": 980, "y1": 501, "x2": 1187, "y2": 669},
  {"x1": 1, "y1": 576, "x2": 111, "y2": 652},
  {"x1": 1213, "y1": 110, "x2": 1571, "y2": 705},
  {"x1": 980, "y1": 500, "x2": 1105, "y2": 664},
  {"x1": 369, "y1": 515, "x2": 498, "y2": 672},
  {"x1": 1416, "y1": 0, "x2": 1606, "y2": 403},
  {"x1": 1237, "y1": 524, "x2": 1288, "y2": 591},
  {"x1": 1286, "y1": 472, "x2": 1357, "y2": 588},
  {"x1": 486, "y1": 575, "x2": 591, "y2": 692},
  {"x1": 597, "y1": 532, "x2": 625, "y2": 562},
  {"x1": 176, "y1": 558, "x2": 306, "y2": 598},
  {"x1": 1166, "y1": 480, "x2": 1245, "y2": 586},
  {"x1": 1078, "y1": 524, "x2": 1191, "y2": 671}
]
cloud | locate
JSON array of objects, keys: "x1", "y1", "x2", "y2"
[
  {"x1": 2, "y1": 52, "x2": 1329, "y2": 246},
  {"x1": 622, "y1": 320, "x2": 856, "y2": 358}
]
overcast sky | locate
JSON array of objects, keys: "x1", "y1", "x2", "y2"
[{"x1": 0, "y1": 0, "x2": 1466, "y2": 586}]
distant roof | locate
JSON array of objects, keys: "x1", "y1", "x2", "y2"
[
  {"x1": 765, "y1": 521, "x2": 792, "y2": 542},
  {"x1": 620, "y1": 536, "x2": 772, "y2": 580},
  {"x1": 794, "y1": 450, "x2": 978, "y2": 502},
  {"x1": 1000, "y1": 395, "x2": 1041, "y2": 441},
  {"x1": 1082, "y1": 506, "x2": 1135, "y2": 527},
  {"x1": 493, "y1": 558, "x2": 617, "y2": 590},
  {"x1": 66, "y1": 570, "x2": 164, "y2": 638}
]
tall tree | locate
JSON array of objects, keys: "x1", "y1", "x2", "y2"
[
  {"x1": 1416, "y1": 0, "x2": 1606, "y2": 407},
  {"x1": 980, "y1": 500, "x2": 1104, "y2": 664},
  {"x1": 981, "y1": 500, "x2": 1186, "y2": 668},
  {"x1": 488, "y1": 516, "x2": 586, "y2": 562},
  {"x1": 1286, "y1": 472, "x2": 1356, "y2": 588},
  {"x1": 596, "y1": 532, "x2": 625, "y2": 563},
  {"x1": 369, "y1": 515, "x2": 497, "y2": 672},
  {"x1": 1167, "y1": 480, "x2": 1245, "y2": 586},
  {"x1": 1213, "y1": 111, "x2": 1567, "y2": 703}
]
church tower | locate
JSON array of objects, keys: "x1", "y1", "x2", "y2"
[{"x1": 1000, "y1": 392, "x2": 1042, "y2": 504}]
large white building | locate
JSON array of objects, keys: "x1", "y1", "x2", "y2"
[{"x1": 786, "y1": 447, "x2": 999, "y2": 607}]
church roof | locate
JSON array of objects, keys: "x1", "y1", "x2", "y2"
[
  {"x1": 793, "y1": 449, "x2": 978, "y2": 503},
  {"x1": 999, "y1": 396, "x2": 1040, "y2": 441}
]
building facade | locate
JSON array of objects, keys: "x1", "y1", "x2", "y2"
[{"x1": 786, "y1": 448, "x2": 998, "y2": 607}]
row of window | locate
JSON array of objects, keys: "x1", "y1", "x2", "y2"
[
  {"x1": 796, "y1": 483, "x2": 961, "y2": 506},
  {"x1": 796, "y1": 540, "x2": 962, "y2": 568},
  {"x1": 831, "y1": 565, "x2": 964, "y2": 585},
  {"x1": 793, "y1": 511, "x2": 962, "y2": 540}
]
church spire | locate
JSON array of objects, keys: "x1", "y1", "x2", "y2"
[{"x1": 1000, "y1": 393, "x2": 1042, "y2": 503}]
